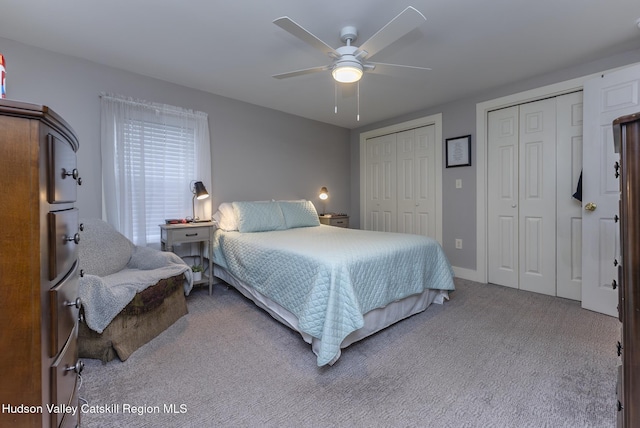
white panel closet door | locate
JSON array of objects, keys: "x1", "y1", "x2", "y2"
[
  {"x1": 488, "y1": 97, "x2": 569, "y2": 297},
  {"x1": 518, "y1": 98, "x2": 557, "y2": 296},
  {"x1": 365, "y1": 133, "x2": 397, "y2": 232},
  {"x1": 556, "y1": 91, "x2": 583, "y2": 301},
  {"x1": 397, "y1": 129, "x2": 416, "y2": 234},
  {"x1": 582, "y1": 62, "x2": 640, "y2": 316},
  {"x1": 488, "y1": 106, "x2": 520, "y2": 289},
  {"x1": 397, "y1": 125, "x2": 437, "y2": 237}
]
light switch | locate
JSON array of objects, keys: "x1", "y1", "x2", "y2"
[{"x1": 455, "y1": 179, "x2": 462, "y2": 189}]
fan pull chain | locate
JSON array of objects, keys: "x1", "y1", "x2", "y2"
[
  {"x1": 357, "y1": 81, "x2": 360, "y2": 121},
  {"x1": 334, "y1": 82, "x2": 338, "y2": 114}
]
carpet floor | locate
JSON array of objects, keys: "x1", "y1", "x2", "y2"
[{"x1": 78, "y1": 278, "x2": 619, "y2": 427}]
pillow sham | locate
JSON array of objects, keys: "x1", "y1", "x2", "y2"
[
  {"x1": 278, "y1": 200, "x2": 320, "y2": 229},
  {"x1": 232, "y1": 201, "x2": 286, "y2": 233},
  {"x1": 215, "y1": 202, "x2": 239, "y2": 231}
]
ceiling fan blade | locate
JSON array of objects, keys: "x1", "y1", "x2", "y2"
[
  {"x1": 274, "y1": 17, "x2": 338, "y2": 58},
  {"x1": 366, "y1": 62, "x2": 431, "y2": 77},
  {"x1": 273, "y1": 65, "x2": 329, "y2": 79},
  {"x1": 358, "y1": 6, "x2": 426, "y2": 60},
  {"x1": 368, "y1": 62, "x2": 432, "y2": 73}
]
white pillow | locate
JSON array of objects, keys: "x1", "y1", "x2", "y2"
[{"x1": 215, "y1": 202, "x2": 239, "y2": 231}]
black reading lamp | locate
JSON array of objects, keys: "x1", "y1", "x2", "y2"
[{"x1": 191, "y1": 181, "x2": 209, "y2": 222}]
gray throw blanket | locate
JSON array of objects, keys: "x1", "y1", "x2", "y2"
[{"x1": 80, "y1": 245, "x2": 193, "y2": 333}]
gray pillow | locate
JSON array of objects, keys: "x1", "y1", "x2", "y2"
[{"x1": 78, "y1": 218, "x2": 134, "y2": 277}]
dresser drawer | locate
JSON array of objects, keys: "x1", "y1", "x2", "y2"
[
  {"x1": 47, "y1": 133, "x2": 79, "y2": 204},
  {"x1": 50, "y1": 325, "x2": 80, "y2": 428},
  {"x1": 49, "y1": 261, "x2": 80, "y2": 357},
  {"x1": 48, "y1": 208, "x2": 80, "y2": 281}
]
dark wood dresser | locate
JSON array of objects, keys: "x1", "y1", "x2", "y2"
[
  {"x1": 613, "y1": 111, "x2": 640, "y2": 428},
  {"x1": 0, "y1": 100, "x2": 83, "y2": 427}
]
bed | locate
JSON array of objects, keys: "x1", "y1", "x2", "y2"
[{"x1": 212, "y1": 200, "x2": 455, "y2": 366}]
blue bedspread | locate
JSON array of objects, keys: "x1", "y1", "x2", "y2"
[{"x1": 212, "y1": 225, "x2": 454, "y2": 366}]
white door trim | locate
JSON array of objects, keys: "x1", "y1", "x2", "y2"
[
  {"x1": 475, "y1": 75, "x2": 600, "y2": 284},
  {"x1": 359, "y1": 113, "x2": 443, "y2": 245}
]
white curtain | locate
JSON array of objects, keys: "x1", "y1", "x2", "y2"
[{"x1": 100, "y1": 93, "x2": 212, "y2": 245}]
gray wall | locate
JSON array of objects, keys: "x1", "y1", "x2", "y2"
[
  {"x1": 0, "y1": 37, "x2": 351, "y2": 219},
  {"x1": 4, "y1": 36, "x2": 638, "y2": 274},
  {"x1": 350, "y1": 48, "x2": 640, "y2": 271}
]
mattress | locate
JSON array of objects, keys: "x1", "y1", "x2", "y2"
[{"x1": 212, "y1": 225, "x2": 455, "y2": 366}]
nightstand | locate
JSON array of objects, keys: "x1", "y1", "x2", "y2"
[
  {"x1": 160, "y1": 222, "x2": 214, "y2": 295},
  {"x1": 319, "y1": 214, "x2": 349, "y2": 228}
]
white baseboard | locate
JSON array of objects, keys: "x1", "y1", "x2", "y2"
[{"x1": 452, "y1": 266, "x2": 484, "y2": 283}]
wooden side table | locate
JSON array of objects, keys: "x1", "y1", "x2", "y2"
[{"x1": 160, "y1": 222, "x2": 214, "y2": 295}]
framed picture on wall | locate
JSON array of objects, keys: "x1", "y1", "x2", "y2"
[{"x1": 446, "y1": 135, "x2": 471, "y2": 168}]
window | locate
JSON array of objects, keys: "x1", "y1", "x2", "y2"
[{"x1": 101, "y1": 94, "x2": 211, "y2": 245}]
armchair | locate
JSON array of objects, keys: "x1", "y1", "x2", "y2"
[{"x1": 77, "y1": 219, "x2": 193, "y2": 361}]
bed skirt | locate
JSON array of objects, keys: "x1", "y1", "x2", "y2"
[
  {"x1": 214, "y1": 265, "x2": 448, "y2": 365},
  {"x1": 78, "y1": 274, "x2": 187, "y2": 362}
]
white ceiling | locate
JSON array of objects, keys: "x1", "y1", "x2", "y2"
[{"x1": 1, "y1": 0, "x2": 640, "y2": 129}]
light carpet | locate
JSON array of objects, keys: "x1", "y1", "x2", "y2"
[{"x1": 78, "y1": 278, "x2": 619, "y2": 427}]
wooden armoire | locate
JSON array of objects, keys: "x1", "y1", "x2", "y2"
[
  {"x1": 0, "y1": 100, "x2": 83, "y2": 427},
  {"x1": 613, "y1": 111, "x2": 640, "y2": 428}
]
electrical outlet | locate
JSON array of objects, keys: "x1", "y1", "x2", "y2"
[{"x1": 455, "y1": 239, "x2": 463, "y2": 249}]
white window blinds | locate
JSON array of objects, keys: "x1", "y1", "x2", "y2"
[{"x1": 101, "y1": 94, "x2": 211, "y2": 245}]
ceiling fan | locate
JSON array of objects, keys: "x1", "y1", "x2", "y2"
[{"x1": 272, "y1": 6, "x2": 431, "y2": 84}]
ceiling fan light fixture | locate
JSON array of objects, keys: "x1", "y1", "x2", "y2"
[{"x1": 332, "y1": 61, "x2": 363, "y2": 83}]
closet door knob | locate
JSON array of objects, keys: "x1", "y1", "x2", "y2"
[{"x1": 584, "y1": 202, "x2": 597, "y2": 211}]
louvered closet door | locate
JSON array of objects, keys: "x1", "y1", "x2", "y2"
[
  {"x1": 365, "y1": 133, "x2": 397, "y2": 232},
  {"x1": 397, "y1": 125, "x2": 437, "y2": 237}
]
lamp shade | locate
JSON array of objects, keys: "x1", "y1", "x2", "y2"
[
  {"x1": 193, "y1": 181, "x2": 209, "y2": 200},
  {"x1": 319, "y1": 187, "x2": 329, "y2": 200},
  {"x1": 191, "y1": 181, "x2": 209, "y2": 222}
]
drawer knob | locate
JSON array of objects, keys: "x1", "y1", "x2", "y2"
[
  {"x1": 63, "y1": 168, "x2": 79, "y2": 180},
  {"x1": 64, "y1": 297, "x2": 82, "y2": 309},
  {"x1": 65, "y1": 233, "x2": 81, "y2": 244},
  {"x1": 65, "y1": 359, "x2": 84, "y2": 375},
  {"x1": 62, "y1": 168, "x2": 82, "y2": 186}
]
